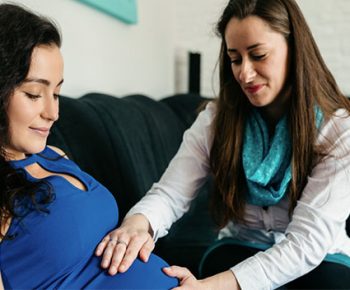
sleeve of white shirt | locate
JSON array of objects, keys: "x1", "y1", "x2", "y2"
[
  {"x1": 232, "y1": 109, "x2": 350, "y2": 290},
  {"x1": 125, "y1": 102, "x2": 215, "y2": 240}
]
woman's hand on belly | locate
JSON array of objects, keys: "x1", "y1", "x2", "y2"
[{"x1": 95, "y1": 213, "x2": 155, "y2": 276}]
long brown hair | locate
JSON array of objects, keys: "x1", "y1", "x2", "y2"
[{"x1": 210, "y1": 0, "x2": 350, "y2": 227}]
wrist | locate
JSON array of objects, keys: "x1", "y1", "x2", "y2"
[
  {"x1": 201, "y1": 270, "x2": 240, "y2": 290},
  {"x1": 122, "y1": 213, "x2": 153, "y2": 236}
]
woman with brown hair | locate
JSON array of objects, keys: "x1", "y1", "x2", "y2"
[{"x1": 97, "y1": 0, "x2": 350, "y2": 289}]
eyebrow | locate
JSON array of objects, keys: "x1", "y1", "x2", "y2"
[
  {"x1": 227, "y1": 43, "x2": 262, "y2": 53},
  {"x1": 23, "y1": 78, "x2": 64, "y2": 87}
]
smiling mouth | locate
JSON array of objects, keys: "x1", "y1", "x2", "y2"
[
  {"x1": 30, "y1": 127, "x2": 50, "y2": 137},
  {"x1": 245, "y1": 85, "x2": 264, "y2": 94}
]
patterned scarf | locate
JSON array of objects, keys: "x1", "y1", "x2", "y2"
[{"x1": 243, "y1": 108, "x2": 323, "y2": 206}]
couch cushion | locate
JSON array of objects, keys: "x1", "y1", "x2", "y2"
[{"x1": 49, "y1": 93, "x2": 185, "y2": 216}]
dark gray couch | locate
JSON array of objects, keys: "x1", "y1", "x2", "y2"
[{"x1": 48, "y1": 93, "x2": 217, "y2": 276}]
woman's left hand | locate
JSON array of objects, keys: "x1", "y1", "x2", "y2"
[{"x1": 163, "y1": 266, "x2": 241, "y2": 290}]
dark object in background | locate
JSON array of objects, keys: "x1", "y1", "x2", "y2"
[{"x1": 188, "y1": 52, "x2": 201, "y2": 94}]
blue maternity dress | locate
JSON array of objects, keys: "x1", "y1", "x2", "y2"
[{"x1": 0, "y1": 147, "x2": 177, "y2": 289}]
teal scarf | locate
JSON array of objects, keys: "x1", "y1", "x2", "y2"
[{"x1": 243, "y1": 108, "x2": 323, "y2": 206}]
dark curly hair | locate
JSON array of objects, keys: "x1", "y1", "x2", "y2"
[{"x1": 0, "y1": 3, "x2": 62, "y2": 237}]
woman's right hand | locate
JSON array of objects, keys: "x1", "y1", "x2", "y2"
[{"x1": 95, "y1": 213, "x2": 155, "y2": 275}]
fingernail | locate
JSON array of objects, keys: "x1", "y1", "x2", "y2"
[
  {"x1": 119, "y1": 264, "x2": 125, "y2": 272},
  {"x1": 109, "y1": 266, "x2": 116, "y2": 274}
]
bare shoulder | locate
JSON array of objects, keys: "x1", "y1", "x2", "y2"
[{"x1": 47, "y1": 145, "x2": 69, "y2": 159}]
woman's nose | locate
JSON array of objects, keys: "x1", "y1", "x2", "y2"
[
  {"x1": 41, "y1": 97, "x2": 59, "y2": 122},
  {"x1": 238, "y1": 59, "x2": 256, "y2": 83}
]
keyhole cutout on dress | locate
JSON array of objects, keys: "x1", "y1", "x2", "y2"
[{"x1": 25, "y1": 162, "x2": 87, "y2": 192}]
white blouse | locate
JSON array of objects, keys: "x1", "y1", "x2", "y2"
[{"x1": 126, "y1": 102, "x2": 350, "y2": 290}]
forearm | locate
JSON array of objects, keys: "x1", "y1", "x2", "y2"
[
  {"x1": 125, "y1": 105, "x2": 214, "y2": 241},
  {"x1": 201, "y1": 270, "x2": 241, "y2": 290},
  {"x1": 125, "y1": 187, "x2": 192, "y2": 240}
]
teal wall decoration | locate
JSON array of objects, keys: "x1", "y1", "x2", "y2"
[{"x1": 77, "y1": 0, "x2": 138, "y2": 24}]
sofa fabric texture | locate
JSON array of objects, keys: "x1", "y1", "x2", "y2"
[{"x1": 48, "y1": 93, "x2": 217, "y2": 275}]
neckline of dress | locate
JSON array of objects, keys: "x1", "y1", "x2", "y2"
[{"x1": 9, "y1": 153, "x2": 37, "y2": 168}]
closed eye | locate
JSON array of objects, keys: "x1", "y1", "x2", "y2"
[
  {"x1": 231, "y1": 58, "x2": 242, "y2": 65},
  {"x1": 252, "y1": 54, "x2": 266, "y2": 61},
  {"x1": 230, "y1": 54, "x2": 266, "y2": 65},
  {"x1": 25, "y1": 92, "x2": 41, "y2": 100}
]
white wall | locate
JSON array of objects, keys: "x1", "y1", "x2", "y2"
[
  {"x1": 2, "y1": 0, "x2": 350, "y2": 99},
  {"x1": 2, "y1": 0, "x2": 175, "y2": 99},
  {"x1": 173, "y1": 0, "x2": 227, "y2": 97},
  {"x1": 296, "y1": 0, "x2": 350, "y2": 96}
]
